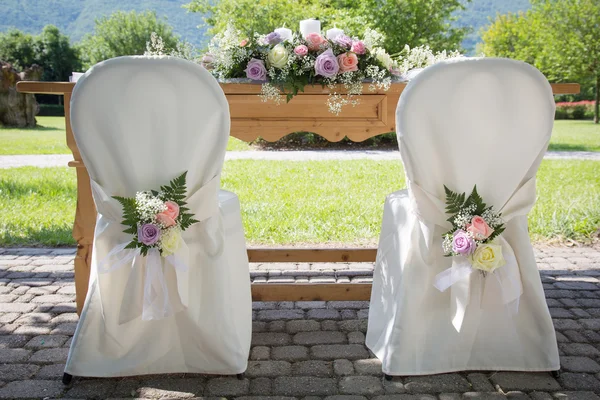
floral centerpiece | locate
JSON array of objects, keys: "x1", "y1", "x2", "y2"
[
  {"x1": 441, "y1": 185, "x2": 506, "y2": 274},
  {"x1": 203, "y1": 23, "x2": 398, "y2": 114}
]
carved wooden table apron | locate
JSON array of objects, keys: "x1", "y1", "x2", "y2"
[{"x1": 17, "y1": 81, "x2": 580, "y2": 314}]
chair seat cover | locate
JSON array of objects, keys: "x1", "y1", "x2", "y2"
[
  {"x1": 64, "y1": 56, "x2": 251, "y2": 377},
  {"x1": 366, "y1": 58, "x2": 560, "y2": 375}
]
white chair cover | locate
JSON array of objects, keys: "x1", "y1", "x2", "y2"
[
  {"x1": 65, "y1": 56, "x2": 252, "y2": 377},
  {"x1": 366, "y1": 58, "x2": 560, "y2": 375}
]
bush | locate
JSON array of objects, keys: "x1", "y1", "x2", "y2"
[
  {"x1": 254, "y1": 131, "x2": 398, "y2": 149},
  {"x1": 38, "y1": 104, "x2": 64, "y2": 116},
  {"x1": 555, "y1": 101, "x2": 594, "y2": 120}
]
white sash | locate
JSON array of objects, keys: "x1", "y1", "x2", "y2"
[
  {"x1": 409, "y1": 177, "x2": 537, "y2": 332},
  {"x1": 90, "y1": 174, "x2": 221, "y2": 323}
]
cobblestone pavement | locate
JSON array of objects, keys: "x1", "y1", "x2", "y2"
[
  {"x1": 1, "y1": 150, "x2": 599, "y2": 168},
  {"x1": 1, "y1": 245, "x2": 600, "y2": 399}
]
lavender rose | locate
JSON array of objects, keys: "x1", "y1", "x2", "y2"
[
  {"x1": 314, "y1": 48, "x2": 339, "y2": 78},
  {"x1": 245, "y1": 58, "x2": 267, "y2": 81},
  {"x1": 138, "y1": 223, "x2": 161, "y2": 246},
  {"x1": 334, "y1": 35, "x2": 353, "y2": 49},
  {"x1": 452, "y1": 230, "x2": 476, "y2": 255},
  {"x1": 265, "y1": 32, "x2": 282, "y2": 45}
]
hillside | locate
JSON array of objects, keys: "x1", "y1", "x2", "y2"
[
  {"x1": 0, "y1": 0, "x2": 531, "y2": 52},
  {"x1": 454, "y1": 0, "x2": 532, "y2": 53},
  {"x1": 0, "y1": 0, "x2": 209, "y2": 47}
]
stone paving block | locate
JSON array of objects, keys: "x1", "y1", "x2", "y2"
[
  {"x1": 253, "y1": 321, "x2": 268, "y2": 332},
  {"x1": 357, "y1": 310, "x2": 369, "y2": 319},
  {"x1": 325, "y1": 396, "x2": 368, "y2": 400},
  {"x1": 373, "y1": 395, "x2": 436, "y2": 400},
  {"x1": 35, "y1": 363, "x2": 66, "y2": 379},
  {"x1": 466, "y1": 373, "x2": 494, "y2": 392},
  {"x1": 354, "y1": 359, "x2": 382, "y2": 375},
  {"x1": 561, "y1": 343, "x2": 600, "y2": 357},
  {"x1": 31, "y1": 294, "x2": 73, "y2": 303},
  {"x1": 65, "y1": 380, "x2": 117, "y2": 398},
  {"x1": 571, "y1": 308, "x2": 593, "y2": 318},
  {"x1": 563, "y1": 330, "x2": 589, "y2": 343},
  {"x1": 578, "y1": 299, "x2": 600, "y2": 308},
  {"x1": 293, "y1": 360, "x2": 332, "y2": 377},
  {"x1": 252, "y1": 332, "x2": 292, "y2": 346},
  {"x1": 271, "y1": 346, "x2": 309, "y2": 361},
  {"x1": 0, "y1": 295, "x2": 17, "y2": 303},
  {"x1": 490, "y1": 372, "x2": 560, "y2": 391},
  {"x1": 311, "y1": 345, "x2": 370, "y2": 360},
  {"x1": 0, "y1": 348, "x2": 31, "y2": 362},
  {"x1": 0, "y1": 313, "x2": 19, "y2": 324},
  {"x1": 287, "y1": 320, "x2": 321, "y2": 333},
  {"x1": 560, "y1": 356, "x2": 600, "y2": 373},
  {"x1": 322, "y1": 320, "x2": 339, "y2": 331},
  {"x1": 258, "y1": 310, "x2": 305, "y2": 321},
  {"x1": 51, "y1": 312, "x2": 79, "y2": 324},
  {"x1": 296, "y1": 301, "x2": 327, "y2": 309},
  {"x1": 273, "y1": 377, "x2": 337, "y2": 396},
  {"x1": 13, "y1": 325, "x2": 51, "y2": 335},
  {"x1": 251, "y1": 346, "x2": 271, "y2": 360},
  {"x1": 580, "y1": 319, "x2": 600, "y2": 330},
  {"x1": 269, "y1": 321, "x2": 287, "y2": 332},
  {"x1": 553, "y1": 392, "x2": 600, "y2": 400},
  {"x1": 339, "y1": 320, "x2": 369, "y2": 333},
  {"x1": 339, "y1": 376, "x2": 384, "y2": 395},
  {"x1": 0, "y1": 364, "x2": 39, "y2": 381},
  {"x1": 334, "y1": 359, "x2": 354, "y2": 376},
  {"x1": 14, "y1": 312, "x2": 53, "y2": 325},
  {"x1": 555, "y1": 282, "x2": 599, "y2": 290},
  {"x1": 554, "y1": 319, "x2": 584, "y2": 331},
  {"x1": 51, "y1": 322, "x2": 78, "y2": 335},
  {"x1": 404, "y1": 374, "x2": 471, "y2": 393},
  {"x1": 550, "y1": 308, "x2": 575, "y2": 318},
  {"x1": 0, "y1": 302, "x2": 35, "y2": 313},
  {"x1": 327, "y1": 301, "x2": 370, "y2": 310},
  {"x1": 557, "y1": 372, "x2": 600, "y2": 390},
  {"x1": 250, "y1": 377, "x2": 273, "y2": 395},
  {"x1": 0, "y1": 334, "x2": 29, "y2": 349},
  {"x1": 0, "y1": 324, "x2": 18, "y2": 334},
  {"x1": 307, "y1": 309, "x2": 341, "y2": 320},
  {"x1": 0, "y1": 379, "x2": 65, "y2": 399},
  {"x1": 247, "y1": 361, "x2": 292, "y2": 377},
  {"x1": 294, "y1": 331, "x2": 347, "y2": 345},
  {"x1": 29, "y1": 348, "x2": 69, "y2": 363},
  {"x1": 348, "y1": 331, "x2": 365, "y2": 344},
  {"x1": 529, "y1": 392, "x2": 553, "y2": 400},
  {"x1": 238, "y1": 397, "x2": 296, "y2": 400},
  {"x1": 138, "y1": 378, "x2": 206, "y2": 398},
  {"x1": 462, "y1": 393, "x2": 507, "y2": 400},
  {"x1": 341, "y1": 310, "x2": 358, "y2": 319}
]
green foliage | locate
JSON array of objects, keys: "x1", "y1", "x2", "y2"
[
  {"x1": 0, "y1": 25, "x2": 80, "y2": 81},
  {"x1": 186, "y1": 0, "x2": 469, "y2": 54},
  {"x1": 78, "y1": 10, "x2": 180, "y2": 68},
  {"x1": 481, "y1": 0, "x2": 600, "y2": 123}
]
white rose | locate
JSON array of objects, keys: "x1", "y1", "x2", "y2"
[
  {"x1": 160, "y1": 227, "x2": 182, "y2": 256},
  {"x1": 268, "y1": 44, "x2": 289, "y2": 69},
  {"x1": 373, "y1": 47, "x2": 393, "y2": 69}
]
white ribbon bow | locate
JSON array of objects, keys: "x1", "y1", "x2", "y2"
[
  {"x1": 90, "y1": 174, "x2": 221, "y2": 324},
  {"x1": 409, "y1": 177, "x2": 537, "y2": 332}
]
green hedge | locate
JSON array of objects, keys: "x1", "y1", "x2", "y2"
[
  {"x1": 555, "y1": 101, "x2": 594, "y2": 120},
  {"x1": 38, "y1": 104, "x2": 65, "y2": 116}
]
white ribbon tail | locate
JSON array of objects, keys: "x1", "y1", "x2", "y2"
[
  {"x1": 142, "y1": 248, "x2": 172, "y2": 321},
  {"x1": 165, "y1": 237, "x2": 190, "y2": 309},
  {"x1": 97, "y1": 242, "x2": 138, "y2": 273},
  {"x1": 433, "y1": 258, "x2": 473, "y2": 292},
  {"x1": 434, "y1": 257, "x2": 473, "y2": 332}
]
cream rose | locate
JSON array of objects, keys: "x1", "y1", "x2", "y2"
[
  {"x1": 160, "y1": 228, "x2": 182, "y2": 256},
  {"x1": 268, "y1": 44, "x2": 289, "y2": 69},
  {"x1": 470, "y1": 243, "x2": 505, "y2": 273},
  {"x1": 372, "y1": 47, "x2": 393, "y2": 69}
]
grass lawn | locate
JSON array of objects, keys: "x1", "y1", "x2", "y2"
[
  {"x1": 0, "y1": 116, "x2": 251, "y2": 155},
  {"x1": 0, "y1": 160, "x2": 598, "y2": 246},
  {"x1": 1, "y1": 117, "x2": 598, "y2": 155}
]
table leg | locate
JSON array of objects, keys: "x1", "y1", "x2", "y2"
[{"x1": 64, "y1": 93, "x2": 96, "y2": 315}]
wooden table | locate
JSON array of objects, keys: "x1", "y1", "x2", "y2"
[{"x1": 16, "y1": 81, "x2": 581, "y2": 314}]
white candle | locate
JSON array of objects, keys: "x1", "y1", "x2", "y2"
[
  {"x1": 300, "y1": 19, "x2": 321, "y2": 37},
  {"x1": 274, "y1": 27, "x2": 293, "y2": 42},
  {"x1": 326, "y1": 27, "x2": 344, "y2": 41}
]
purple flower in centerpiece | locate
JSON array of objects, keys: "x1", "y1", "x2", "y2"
[
  {"x1": 265, "y1": 32, "x2": 283, "y2": 45},
  {"x1": 334, "y1": 34, "x2": 353, "y2": 49},
  {"x1": 245, "y1": 58, "x2": 267, "y2": 81},
  {"x1": 138, "y1": 223, "x2": 161, "y2": 246},
  {"x1": 314, "y1": 48, "x2": 339, "y2": 78},
  {"x1": 452, "y1": 230, "x2": 476, "y2": 255}
]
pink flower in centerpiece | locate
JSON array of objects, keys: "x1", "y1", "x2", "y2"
[
  {"x1": 337, "y1": 52, "x2": 359, "y2": 72},
  {"x1": 156, "y1": 213, "x2": 176, "y2": 227},
  {"x1": 294, "y1": 45, "x2": 309, "y2": 57},
  {"x1": 466, "y1": 216, "x2": 494, "y2": 240},
  {"x1": 334, "y1": 35, "x2": 353, "y2": 49},
  {"x1": 314, "y1": 48, "x2": 339, "y2": 78},
  {"x1": 351, "y1": 41, "x2": 366, "y2": 55},
  {"x1": 200, "y1": 53, "x2": 214, "y2": 70},
  {"x1": 240, "y1": 39, "x2": 249, "y2": 47},
  {"x1": 305, "y1": 32, "x2": 326, "y2": 51}
]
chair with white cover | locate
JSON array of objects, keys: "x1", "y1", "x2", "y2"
[
  {"x1": 366, "y1": 58, "x2": 560, "y2": 376},
  {"x1": 64, "y1": 56, "x2": 252, "y2": 381}
]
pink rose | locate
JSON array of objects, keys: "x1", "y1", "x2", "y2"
[
  {"x1": 337, "y1": 52, "x2": 359, "y2": 72},
  {"x1": 240, "y1": 39, "x2": 249, "y2": 47},
  {"x1": 163, "y1": 201, "x2": 180, "y2": 220},
  {"x1": 156, "y1": 213, "x2": 176, "y2": 228},
  {"x1": 305, "y1": 32, "x2": 325, "y2": 51},
  {"x1": 294, "y1": 45, "x2": 309, "y2": 57},
  {"x1": 351, "y1": 40, "x2": 366, "y2": 55},
  {"x1": 467, "y1": 216, "x2": 494, "y2": 240}
]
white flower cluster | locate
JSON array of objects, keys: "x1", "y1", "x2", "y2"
[
  {"x1": 396, "y1": 45, "x2": 463, "y2": 75},
  {"x1": 482, "y1": 207, "x2": 503, "y2": 227},
  {"x1": 209, "y1": 26, "x2": 251, "y2": 80},
  {"x1": 453, "y1": 204, "x2": 476, "y2": 228},
  {"x1": 442, "y1": 234, "x2": 454, "y2": 253},
  {"x1": 363, "y1": 28, "x2": 385, "y2": 50},
  {"x1": 135, "y1": 191, "x2": 167, "y2": 222},
  {"x1": 259, "y1": 83, "x2": 284, "y2": 105},
  {"x1": 144, "y1": 32, "x2": 198, "y2": 61}
]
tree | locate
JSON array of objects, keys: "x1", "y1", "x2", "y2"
[
  {"x1": 0, "y1": 25, "x2": 80, "y2": 82},
  {"x1": 481, "y1": 0, "x2": 600, "y2": 123},
  {"x1": 78, "y1": 11, "x2": 180, "y2": 68},
  {"x1": 185, "y1": 0, "x2": 469, "y2": 54}
]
